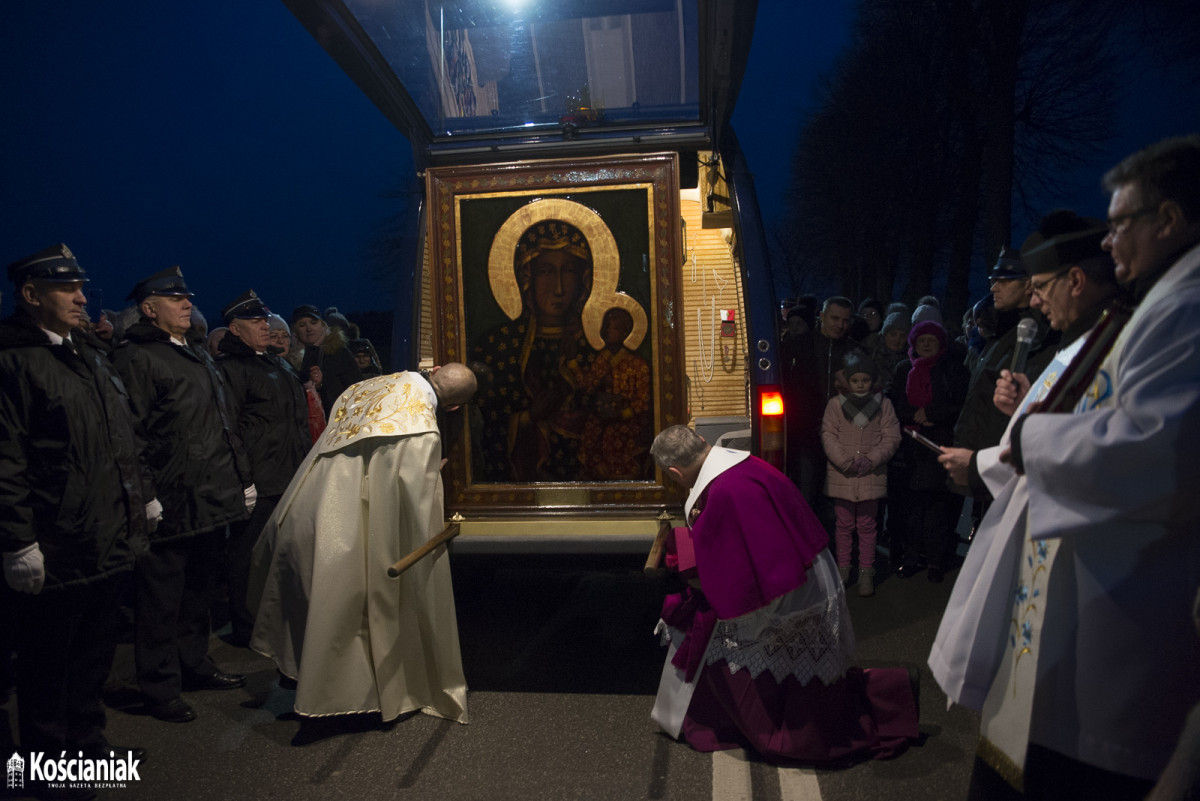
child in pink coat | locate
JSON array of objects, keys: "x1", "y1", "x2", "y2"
[{"x1": 820, "y1": 351, "x2": 901, "y2": 596}]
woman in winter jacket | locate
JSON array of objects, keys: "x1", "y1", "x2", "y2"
[
  {"x1": 821, "y1": 350, "x2": 900, "y2": 596},
  {"x1": 291, "y1": 305, "x2": 362, "y2": 415},
  {"x1": 887, "y1": 320, "x2": 969, "y2": 583}
]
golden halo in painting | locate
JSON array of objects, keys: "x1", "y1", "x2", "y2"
[
  {"x1": 581, "y1": 290, "x2": 648, "y2": 352},
  {"x1": 487, "y1": 197, "x2": 647, "y2": 351}
]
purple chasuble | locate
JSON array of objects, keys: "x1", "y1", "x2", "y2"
[{"x1": 690, "y1": 455, "x2": 829, "y2": 620}]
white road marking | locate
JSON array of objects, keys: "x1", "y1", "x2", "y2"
[
  {"x1": 712, "y1": 749, "x2": 752, "y2": 801},
  {"x1": 778, "y1": 765, "x2": 822, "y2": 800},
  {"x1": 711, "y1": 749, "x2": 823, "y2": 801}
]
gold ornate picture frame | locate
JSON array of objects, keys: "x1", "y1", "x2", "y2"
[{"x1": 426, "y1": 152, "x2": 686, "y2": 515}]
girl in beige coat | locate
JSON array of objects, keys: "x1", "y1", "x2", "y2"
[{"x1": 821, "y1": 351, "x2": 900, "y2": 596}]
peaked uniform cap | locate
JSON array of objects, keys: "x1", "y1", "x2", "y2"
[
  {"x1": 222, "y1": 289, "x2": 271, "y2": 322},
  {"x1": 127, "y1": 265, "x2": 193, "y2": 303},
  {"x1": 7, "y1": 243, "x2": 88, "y2": 286},
  {"x1": 988, "y1": 246, "x2": 1026, "y2": 281}
]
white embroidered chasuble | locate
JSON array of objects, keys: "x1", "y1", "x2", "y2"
[{"x1": 249, "y1": 373, "x2": 469, "y2": 724}]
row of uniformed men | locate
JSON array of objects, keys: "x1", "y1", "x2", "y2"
[{"x1": 0, "y1": 246, "x2": 311, "y2": 780}]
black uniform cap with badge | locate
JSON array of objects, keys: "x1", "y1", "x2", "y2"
[
  {"x1": 127, "y1": 265, "x2": 194, "y2": 305},
  {"x1": 7, "y1": 243, "x2": 89, "y2": 287},
  {"x1": 987, "y1": 246, "x2": 1026, "y2": 284},
  {"x1": 222, "y1": 290, "x2": 272, "y2": 323}
]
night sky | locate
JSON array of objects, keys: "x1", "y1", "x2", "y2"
[
  {"x1": 1, "y1": 3, "x2": 409, "y2": 321},
  {"x1": 2, "y1": 2, "x2": 1196, "y2": 321}
]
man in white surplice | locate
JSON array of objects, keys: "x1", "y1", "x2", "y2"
[
  {"x1": 933, "y1": 136, "x2": 1200, "y2": 800},
  {"x1": 929, "y1": 211, "x2": 1119, "y2": 788},
  {"x1": 249, "y1": 364, "x2": 476, "y2": 724}
]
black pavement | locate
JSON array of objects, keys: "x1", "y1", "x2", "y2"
[{"x1": 2, "y1": 549, "x2": 981, "y2": 801}]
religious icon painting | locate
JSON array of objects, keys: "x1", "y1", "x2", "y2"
[{"x1": 425, "y1": 152, "x2": 687, "y2": 514}]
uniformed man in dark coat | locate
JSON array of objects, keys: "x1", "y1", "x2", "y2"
[
  {"x1": 109, "y1": 266, "x2": 255, "y2": 724},
  {"x1": 0, "y1": 244, "x2": 153, "y2": 780},
  {"x1": 953, "y1": 247, "x2": 1060, "y2": 456},
  {"x1": 217, "y1": 290, "x2": 310, "y2": 646}
]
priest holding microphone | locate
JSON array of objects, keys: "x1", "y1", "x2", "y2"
[{"x1": 932, "y1": 136, "x2": 1200, "y2": 800}]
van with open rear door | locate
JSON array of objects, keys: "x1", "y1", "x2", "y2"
[{"x1": 284, "y1": 0, "x2": 786, "y2": 552}]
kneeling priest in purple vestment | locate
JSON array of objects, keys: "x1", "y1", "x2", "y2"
[{"x1": 649, "y1": 424, "x2": 919, "y2": 763}]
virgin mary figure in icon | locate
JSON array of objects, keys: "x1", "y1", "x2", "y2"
[{"x1": 471, "y1": 217, "x2": 598, "y2": 482}]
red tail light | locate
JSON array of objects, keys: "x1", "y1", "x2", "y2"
[
  {"x1": 757, "y1": 386, "x2": 786, "y2": 471},
  {"x1": 760, "y1": 390, "x2": 783, "y2": 416}
]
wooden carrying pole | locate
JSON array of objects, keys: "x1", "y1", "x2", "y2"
[
  {"x1": 388, "y1": 523, "x2": 460, "y2": 578},
  {"x1": 644, "y1": 518, "x2": 673, "y2": 576}
]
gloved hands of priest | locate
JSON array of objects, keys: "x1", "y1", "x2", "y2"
[
  {"x1": 244, "y1": 484, "x2": 258, "y2": 514},
  {"x1": 145, "y1": 498, "x2": 163, "y2": 533},
  {"x1": 4, "y1": 542, "x2": 45, "y2": 594}
]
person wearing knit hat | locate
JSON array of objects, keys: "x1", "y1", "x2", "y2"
[
  {"x1": 911, "y1": 303, "x2": 943, "y2": 326},
  {"x1": 881, "y1": 311, "x2": 911, "y2": 340},
  {"x1": 887, "y1": 320, "x2": 970, "y2": 583},
  {"x1": 322, "y1": 307, "x2": 359, "y2": 339},
  {"x1": 782, "y1": 304, "x2": 812, "y2": 340},
  {"x1": 872, "y1": 312, "x2": 911, "y2": 392},
  {"x1": 781, "y1": 294, "x2": 818, "y2": 345},
  {"x1": 266, "y1": 313, "x2": 294, "y2": 362},
  {"x1": 348, "y1": 337, "x2": 382, "y2": 378},
  {"x1": 821, "y1": 349, "x2": 900, "y2": 597}
]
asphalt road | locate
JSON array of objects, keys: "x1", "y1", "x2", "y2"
[{"x1": 2, "y1": 548, "x2": 981, "y2": 801}]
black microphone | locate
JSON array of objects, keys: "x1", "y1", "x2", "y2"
[{"x1": 1009, "y1": 317, "x2": 1038, "y2": 375}]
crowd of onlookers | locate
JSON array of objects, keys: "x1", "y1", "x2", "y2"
[
  {"x1": 777, "y1": 242, "x2": 1067, "y2": 598},
  {"x1": 84, "y1": 301, "x2": 384, "y2": 383},
  {"x1": 4, "y1": 135, "x2": 1199, "y2": 801}
]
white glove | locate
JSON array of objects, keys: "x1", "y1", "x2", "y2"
[
  {"x1": 4, "y1": 543, "x2": 45, "y2": 594},
  {"x1": 244, "y1": 484, "x2": 258, "y2": 514},
  {"x1": 145, "y1": 498, "x2": 163, "y2": 533}
]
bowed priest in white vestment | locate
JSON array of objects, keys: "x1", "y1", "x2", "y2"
[{"x1": 249, "y1": 367, "x2": 475, "y2": 725}]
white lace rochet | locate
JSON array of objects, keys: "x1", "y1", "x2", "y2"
[{"x1": 659, "y1": 551, "x2": 857, "y2": 688}]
